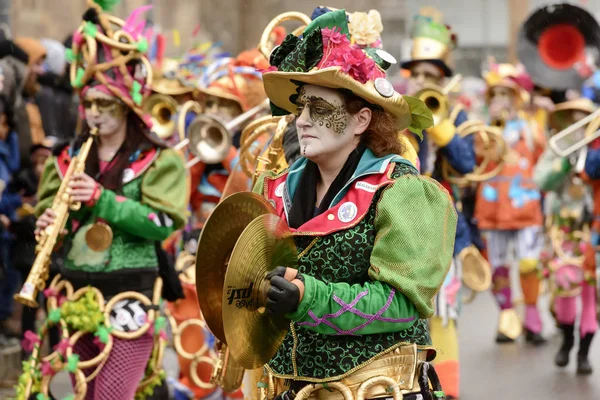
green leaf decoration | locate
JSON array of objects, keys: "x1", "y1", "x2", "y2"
[
  {"x1": 71, "y1": 68, "x2": 86, "y2": 89},
  {"x1": 154, "y1": 316, "x2": 166, "y2": 332},
  {"x1": 67, "y1": 354, "x2": 80, "y2": 373},
  {"x1": 48, "y1": 308, "x2": 62, "y2": 323},
  {"x1": 36, "y1": 393, "x2": 49, "y2": 400},
  {"x1": 93, "y1": 0, "x2": 120, "y2": 11},
  {"x1": 404, "y1": 95, "x2": 433, "y2": 138},
  {"x1": 131, "y1": 81, "x2": 143, "y2": 105},
  {"x1": 83, "y1": 21, "x2": 98, "y2": 38},
  {"x1": 136, "y1": 38, "x2": 149, "y2": 53},
  {"x1": 304, "y1": 9, "x2": 349, "y2": 39},
  {"x1": 94, "y1": 326, "x2": 113, "y2": 344},
  {"x1": 65, "y1": 48, "x2": 76, "y2": 63},
  {"x1": 63, "y1": 395, "x2": 75, "y2": 400}
]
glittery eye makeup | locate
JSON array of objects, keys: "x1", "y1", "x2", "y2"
[
  {"x1": 295, "y1": 86, "x2": 348, "y2": 135},
  {"x1": 83, "y1": 98, "x2": 127, "y2": 118}
]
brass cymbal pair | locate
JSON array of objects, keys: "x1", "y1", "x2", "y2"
[{"x1": 195, "y1": 192, "x2": 296, "y2": 368}]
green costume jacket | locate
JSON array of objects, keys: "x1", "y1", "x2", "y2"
[
  {"x1": 35, "y1": 145, "x2": 188, "y2": 274},
  {"x1": 254, "y1": 149, "x2": 457, "y2": 382}
]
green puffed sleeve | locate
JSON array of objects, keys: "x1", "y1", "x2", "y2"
[
  {"x1": 369, "y1": 174, "x2": 457, "y2": 318},
  {"x1": 35, "y1": 157, "x2": 61, "y2": 217},
  {"x1": 91, "y1": 148, "x2": 188, "y2": 240}
]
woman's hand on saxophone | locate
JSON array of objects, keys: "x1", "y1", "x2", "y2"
[
  {"x1": 35, "y1": 208, "x2": 68, "y2": 237},
  {"x1": 68, "y1": 173, "x2": 101, "y2": 205}
]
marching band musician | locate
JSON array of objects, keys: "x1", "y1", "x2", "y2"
[
  {"x1": 253, "y1": 9, "x2": 457, "y2": 399},
  {"x1": 16, "y1": 1, "x2": 188, "y2": 399},
  {"x1": 533, "y1": 98, "x2": 596, "y2": 375},
  {"x1": 400, "y1": 8, "x2": 476, "y2": 399},
  {"x1": 476, "y1": 62, "x2": 547, "y2": 346}
]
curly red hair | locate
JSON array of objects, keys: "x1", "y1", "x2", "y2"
[{"x1": 341, "y1": 91, "x2": 406, "y2": 157}]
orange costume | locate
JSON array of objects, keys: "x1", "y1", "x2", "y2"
[{"x1": 475, "y1": 63, "x2": 547, "y2": 344}]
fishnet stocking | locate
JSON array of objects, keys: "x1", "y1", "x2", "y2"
[{"x1": 70, "y1": 333, "x2": 154, "y2": 400}]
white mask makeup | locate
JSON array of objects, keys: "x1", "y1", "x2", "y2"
[
  {"x1": 83, "y1": 88, "x2": 128, "y2": 137},
  {"x1": 294, "y1": 85, "x2": 366, "y2": 162}
]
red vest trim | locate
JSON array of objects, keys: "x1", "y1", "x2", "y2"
[
  {"x1": 263, "y1": 163, "x2": 396, "y2": 236},
  {"x1": 55, "y1": 147, "x2": 159, "y2": 182}
]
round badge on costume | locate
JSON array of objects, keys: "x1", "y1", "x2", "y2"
[
  {"x1": 338, "y1": 202, "x2": 358, "y2": 223},
  {"x1": 518, "y1": 157, "x2": 529, "y2": 170},
  {"x1": 110, "y1": 299, "x2": 147, "y2": 332},
  {"x1": 123, "y1": 168, "x2": 135, "y2": 183},
  {"x1": 376, "y1": 49, "x2": 397, "y2": 65},
  {"x1": 275, "y1": 183, "x2": 285, "y2": 198},
  {"x1": 374, "y1": 78, "x2": 394, "y2": 98}
]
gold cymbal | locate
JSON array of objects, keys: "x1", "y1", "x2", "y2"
[
  {"x1": 195, "y1": 192, "x2": 275, "y2": 344},
  {"x1": 223, "y1": 213, "x2": 296, "y2": 369}
]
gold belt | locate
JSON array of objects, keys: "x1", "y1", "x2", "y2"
[{"x1": 264, "y1": 344, "x2": 427, "y2": 400}]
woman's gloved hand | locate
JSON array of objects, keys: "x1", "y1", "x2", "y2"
[{"x1": 266, "y1": 266, "x2": 305, "y2": 316}]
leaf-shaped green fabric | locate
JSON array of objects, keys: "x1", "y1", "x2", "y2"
[
  {"x1": 303, "y1": 9, "x2": 349, "y2": 39},
  {"x1": 67, "y1": 354, "x2": 80, "y2": 373},
  {"x1": 65, "y1": 48, "x2": 75, "y2": 63},
  {"x1": 278, "y1": 28, "x2": 323, "y2": 73},
  {"x1": 270, "y1": 34, "x2": 300, "y2": 67},
  {"x1": 48, "y1": 308, "x2": 62, "y2": 323},
  {"x1": 83, "y1": 21, "x2": 98, "y2": 38},
  {"x1": 93, "y1": 0, "x2": 120, "y2": 11},
  {"x1": 63, "y1": 395, "x2": 75, "y2": 400},
  {"x1": 94, "y1": 326, "x2": 113, "y2": 344},
  {"x1": 154, "y1": 316, "x2": 166, "y2": 332},
  {"x1": 136, "y1": 38, "x2": 148, "y2": 53},
  {"x1": 404, "y1": 95, "x2": 433, "y2": 138},
  {"x1": 36, "y1": 393, "x2": 49, "y2": 400}
]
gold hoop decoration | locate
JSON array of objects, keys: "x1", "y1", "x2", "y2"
[
  {"x1": 442, "y1": 120, "x2": 507, "y2": 186},
  {"x1": 174, "y1": 251, "x2": 197, "y2": 285},
  {"x1": 41, "y1": 319, "x2": 70, "y2": 365},
  {"x1": 239, "y1": 116, "x2": 281, "y2": 178},
  {"x1": 356, "y1": 376, "x2": 404, "y2": 400},
  {"x1": 45, "y1": 276, "x2": 74, "y2": 311},
  {"x1": 66, "y1": 330, "x2": 114, "y2": 370},
  {"x1": 258, "y1": 12, "x2": 312, "y2": 59},
  {"x1": 137, "y1": 335, "x2": 167, "y2": 391},
  {"x1": 69, "y1": 286, "x2": 106, "y2": 312},
  {"x1": 294, "y1": 382, "x2": 354, "y2": 400},
  {"x1": 40, "y1": 368, "x2": 87, "y2": 400},
  {"x1": 549, "y1": 225, "x2": 589, "y2": 266},
  {"x1": 173, "y1": 319, "x2": 210, "y2": 360},
  {"x1": 103, "y1": 291, "x2": 155, "y2": 340},
  {"x1": 190, "y1": 355, "x2": 218, "y2": 390},
  {"x1": 177, "y1": 100, "x2": 204, "y2": 144}
]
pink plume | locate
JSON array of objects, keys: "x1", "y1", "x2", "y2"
[
  {"x1": 123, "y1": 5, "x2": 152, "y2": 37},
  {"x1": 156, "y1": 34, "x2": 166, "y2": 68}
]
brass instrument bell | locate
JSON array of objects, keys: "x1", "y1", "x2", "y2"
[
  {"x1": 175, "y1": 98, "x2": 270, "y2": 167},
  {"x1": 143, "y1": 94, "x2": 180, "y2": 139},
  {"x1": 414, "y1": 74, "x2": 462, "y2": 126}
]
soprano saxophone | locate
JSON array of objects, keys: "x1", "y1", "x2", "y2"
[{"x1": 15, "y1": 127, "x2": 98, "y2": 307}]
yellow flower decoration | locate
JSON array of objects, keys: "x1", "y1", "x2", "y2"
[{"x1": 348, "y1": 10, "x2": 383, "y2": 46}]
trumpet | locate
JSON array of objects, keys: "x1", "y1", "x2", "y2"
[
  {"x1": 414, "y1": 74, "x2": 462, "y2": 125},
  {"x1": 549, "y1": 107, "x2": 600, "y2": 158},
  {"x1": 174, "y1": 98, "x2": 270, "y2": 168},
  {"x1": 143, "y1": 95, "x2": 203, "y2": 144},
  {"x1": 15, "y1": 127, "x2": 98, "y2": 307}
]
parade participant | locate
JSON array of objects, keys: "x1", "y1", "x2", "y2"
[
  {"x1": 15, "y1": 1, "x2": 187, "y2": 399},
  {"x1": 400, "y1": 8, "x2": 476, "y2": 398},
  {"x1": 533, "y1": 98, "x2": 596, "y2": 375},
  {"x1": 476, "y1": 62, "x2": 547, "y2": 345},
  {"x1": 254, "y1": 9, "x2": 457, "y2": 399}
]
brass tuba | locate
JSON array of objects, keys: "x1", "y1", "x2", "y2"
[
  {"x1": 549, "y1": 107, "x2": 600, "y2": 158},
  {"x1": 15, "y1": 128, "x2": 98, "y2": 307},
  {"x1": 442, "y1": 120, "x2": 507, "y2": 186},
  {"x1": 414, "y1": 74, "x2": 462, "y2": 126}
]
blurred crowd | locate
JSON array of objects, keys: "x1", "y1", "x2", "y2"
[{"x1": 0, "y1": 35, "x2": 78, "y2": 349}]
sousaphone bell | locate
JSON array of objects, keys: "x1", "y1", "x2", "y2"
[{"x1": 518, "y1": 3, "x2": 600, "y2": 90}]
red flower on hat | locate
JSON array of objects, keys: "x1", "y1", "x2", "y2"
[{"x1": 318, "y1": 28, "x2": 380, "y2": 84}]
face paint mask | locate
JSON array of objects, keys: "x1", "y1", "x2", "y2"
[
  {"x1": 295, "y1": 86, "x2": 348, "y2": 135},
  {"x1": 82, "y1": 98, "x2": 128, "y2": 119}
]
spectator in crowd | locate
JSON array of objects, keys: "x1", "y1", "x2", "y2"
[
  {"x1": 36, "y1": 39, "x2": 77, "y2": 140},
  {"x1": 14, "y1": 37, "x2": 46, "y2": 166},
  {"x1": 0, "y1": 40, "x2": 30, "y2": 168},
  {"x1": 0, "y1": 98, "x2": 21, "y2": 345}
]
